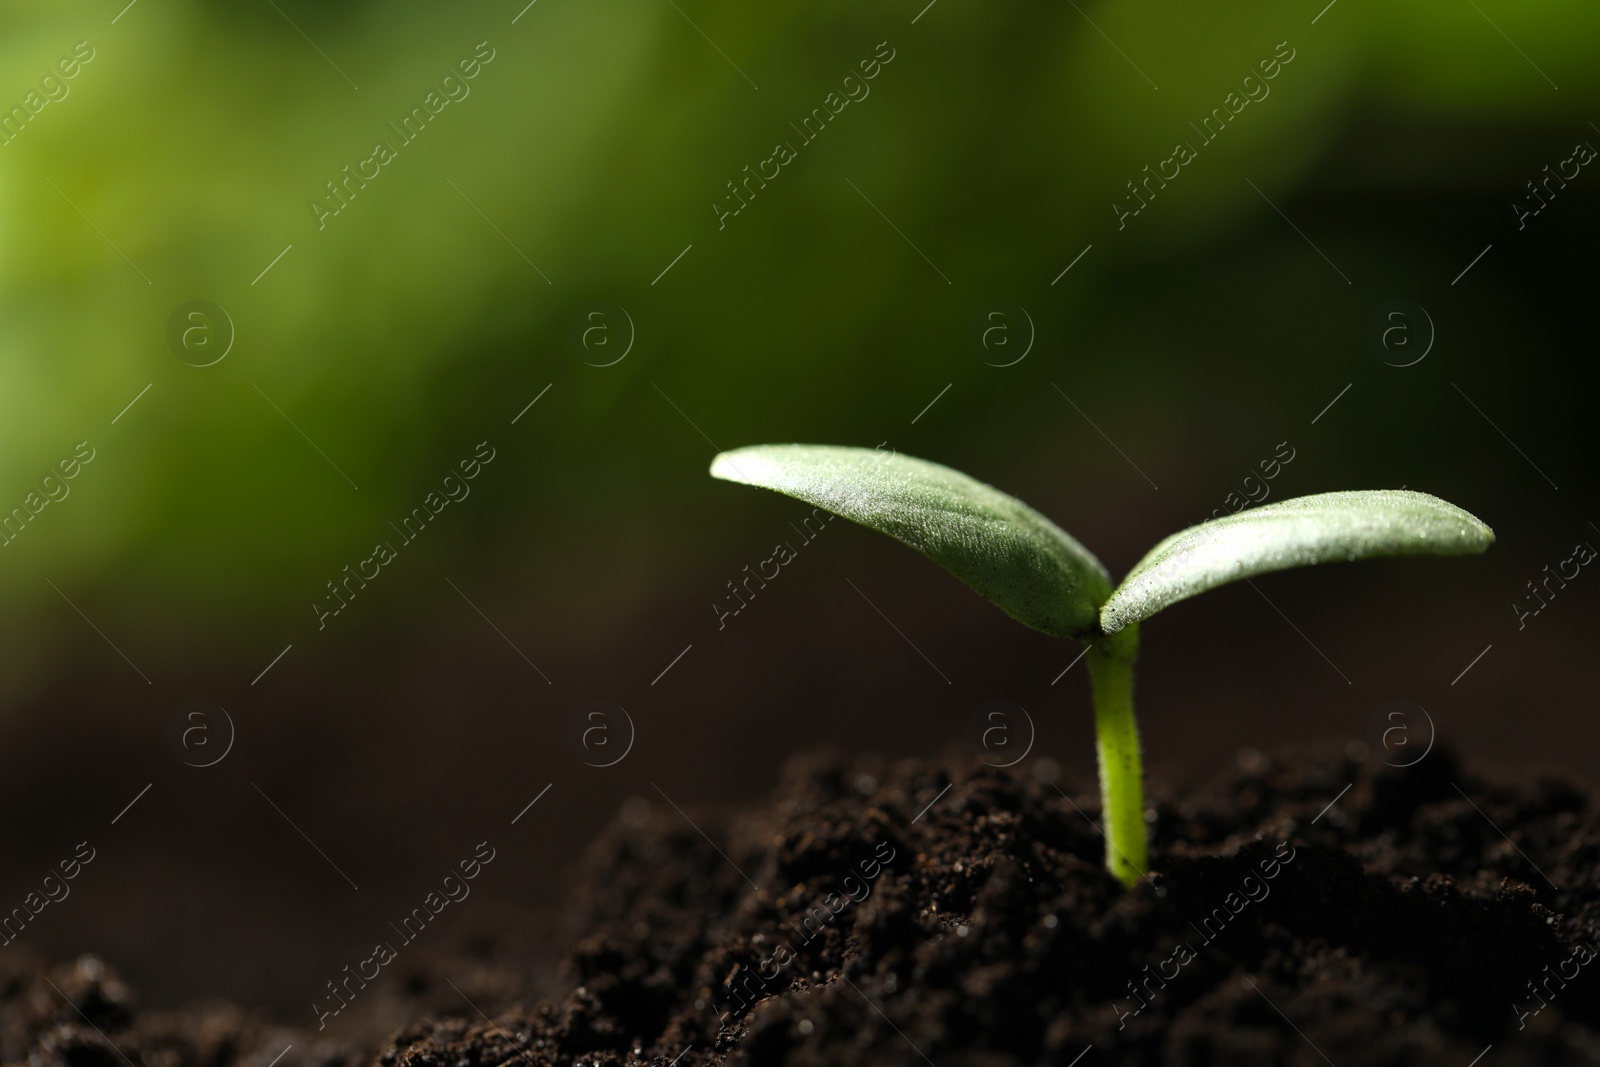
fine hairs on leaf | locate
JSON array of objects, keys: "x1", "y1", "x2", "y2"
[
  {"x1": 1099, "y1": 490, "x2": 1495, "y2": 634},
  {"x1": 710, "y1": 445, "x2": 1111, "y2": 639},
  {"x1": 711, "y1": 443, "x2": 1494, "y2": 888}
]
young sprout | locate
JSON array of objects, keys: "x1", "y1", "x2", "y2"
[{"x1": 710, "y1": 444, "x2": 1494, "y2": 887}]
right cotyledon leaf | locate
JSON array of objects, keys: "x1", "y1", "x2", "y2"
[
  {"x1": 710, "y1": 444, "x2": 1113, "y2": 640},
  {"x1": 1099, "y1": 490, "x2": 1495, "y2": 634}
]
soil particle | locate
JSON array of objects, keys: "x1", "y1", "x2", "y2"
[{"x1": 13, "y1": 745, "x2": 1600, "y2": 1066}]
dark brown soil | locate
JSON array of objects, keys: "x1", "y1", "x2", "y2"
[{"x1": 14, "y1": 745, "x2": 1600, "y2": 1066}]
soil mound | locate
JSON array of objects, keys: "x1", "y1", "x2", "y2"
[{"x1": 16, "y1": 746, "x2": 1600, "y2": 1066}]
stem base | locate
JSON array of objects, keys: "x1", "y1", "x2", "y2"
[{"x1": 1085, "y1": 626, "x2": 1147, "y2": 887}]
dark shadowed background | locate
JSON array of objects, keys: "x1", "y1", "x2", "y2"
[{"x1": 1, "y1": 0, "x2": 1596, "y2": 1025}]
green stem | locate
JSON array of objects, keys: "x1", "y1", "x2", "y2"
[{"x1": 1085, "y1": 624, "x2": 1147, "y2": 888}]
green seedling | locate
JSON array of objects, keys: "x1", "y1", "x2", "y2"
[{"x1": 710, "y1": 444, "x2": 1494, "y2": 887}]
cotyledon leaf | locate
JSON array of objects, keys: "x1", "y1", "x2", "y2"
[
  {"x1": 710, "y1": 445, "x2": 1112, "y2": 639},
  {"x1": 1099, "y1": 490, "x2": 1495, "y2": 634}
]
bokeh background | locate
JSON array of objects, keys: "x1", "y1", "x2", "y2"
[{"x1": 2, "y1": 0, "x2": 1597, "y2": 1025}]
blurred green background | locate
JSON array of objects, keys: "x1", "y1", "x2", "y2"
[{"x1": 1, "y1": 0, "x2": 1597, "y2": 1014}]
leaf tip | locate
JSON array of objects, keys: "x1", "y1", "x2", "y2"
[
  {"x1": 709, "y1": 450, "x2": 746, "y2": 483},
  {"x1": 1410, "y1": 490, "x2": 1495, "y2": 550}
]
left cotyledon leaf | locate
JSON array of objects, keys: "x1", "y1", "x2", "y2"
[{"x1": 710, "y1": 444, "x2": 1111, "y2": 639}]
